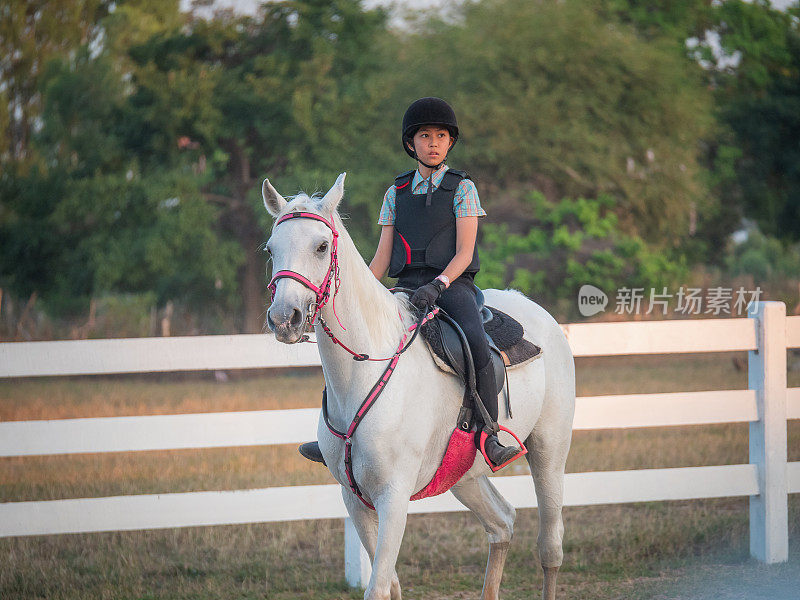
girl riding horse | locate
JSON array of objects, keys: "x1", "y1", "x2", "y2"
[{"x1": 300, "y1": 97, "x2": 520, "y2": 468}]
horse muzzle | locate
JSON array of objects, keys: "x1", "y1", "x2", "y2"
[{"x1": 266, "y1": 301, "x2": 308, "y2": 343}]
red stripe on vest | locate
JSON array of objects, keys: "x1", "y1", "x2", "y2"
[{"x1": 397, "y1": 232, "x2": 412, "y2": 264}]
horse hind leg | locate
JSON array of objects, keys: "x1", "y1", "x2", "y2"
[
  {"x1": 450, "y1": 475, "x2": 516, "y2": 600},
  {"x1": 525, "y1": 424, "x2": 571, "y2": 600},
  {"x1": 341, "y1": 488, "x2": 402, "y2": 600}
]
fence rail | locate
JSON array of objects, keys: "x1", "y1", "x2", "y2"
[
  {"x1": 1, "y1": 302, "x2": 798, "y2": 585},
  {"x1": 2, "y1": 316, "x2": 777, "y2": 378},
  {"x1": 4, "y1": 464, "x2": 783, "y2": 538},
  {"x1": 7, "y1": 389, "x2": 797, "y2": 457}
]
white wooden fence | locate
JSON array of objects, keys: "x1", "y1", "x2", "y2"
[{"x1": 1, "y1": 301, "x2": 798, "y2": 588}]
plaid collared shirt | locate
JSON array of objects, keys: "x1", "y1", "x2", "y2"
[{"x1": 377, "y1": 165, "x2": 486, "y2": 225}]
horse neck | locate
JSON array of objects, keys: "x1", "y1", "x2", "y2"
[{"x1": 315, "y1": 213, "x2": 411, "y2": 402}]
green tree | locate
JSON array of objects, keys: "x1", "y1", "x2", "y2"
[
  {"x1": 0, "y1": 165, "x2": 241, "y2": 318},
  {"x1": 476, "y1": 191, "x2": 687, "y2": 318},
  {"x1": 1, "y1": 0, "x2": 396, "y2": 333},
  {"x1": 712, "y1": 0, "x2": 800, "y2": 243},
  {"x1": 597, "y1": 0, "x2": 716, "y2": 44},
  {"x1": 0, "y1": 3, "x2": 243, "y2": 323},
  {"x1": 122, "y1": 0, "x2": 393, "y2": 330},
  {"x1": 725, "y1": 228, "x2": 800, "y2": 287},
  {"x1": 397, "y1": 0, "x2": 716, "y2": 248},
  {"x1": 595, "y1": 0, "x2": 800, "y2": 253},
  {"x1": 0, "y1": 0, "x2": 111, "y2": 166}
]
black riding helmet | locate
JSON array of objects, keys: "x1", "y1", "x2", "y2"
[{"x1": 401, "y1": 97, "x2": 459, "y2": 160}]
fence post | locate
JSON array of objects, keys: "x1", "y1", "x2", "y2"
[
  {"x1": 748, "y1": 301, "x2": 788, "y2": 563},
  {"x1": 344, "y1": 517, "x2": 370, "y2": 588}
]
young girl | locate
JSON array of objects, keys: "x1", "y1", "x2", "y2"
[{"x1": 300, "y1": 97, "x2": 520, "y2": 467}]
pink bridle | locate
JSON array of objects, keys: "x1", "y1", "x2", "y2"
[
  {"x1": 267, "y1": 210, "x2": 345, "y2": 330},
  {"x1": 267, "y1": 208, "x2": 434, "y2": 362}
]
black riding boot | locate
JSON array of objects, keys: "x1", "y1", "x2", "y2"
[
  {"x1": 475, "y1": 359, "x2": 520, "y2": 467},
  {"x1": 299, "y1": 441, "x2": 326, "y2": 466}
]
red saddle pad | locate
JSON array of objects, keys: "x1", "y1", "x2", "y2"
[{"x1": 410, "y1": 428, "x2": 477, "y2": 501}]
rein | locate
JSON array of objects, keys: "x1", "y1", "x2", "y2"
[{"x1": 268, "y1": 209, "x2": 436, "y2": 508}]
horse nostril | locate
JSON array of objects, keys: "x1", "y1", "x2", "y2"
[
  {"x1": 290, "y1": 308, "x2": 303, "y2": 328},
  {"x1": 266, "y1": 311, "x2": 277, "y2": 332}
]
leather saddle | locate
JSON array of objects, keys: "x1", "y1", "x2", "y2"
[{"x1": 395, "y1": 287, "x2": 542, "y2": 397}]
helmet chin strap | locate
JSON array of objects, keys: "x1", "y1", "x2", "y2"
[
  {"x1": 415, "y1": 153, "x2": 446, "y2": 171},
  {"x1": 410, "y1": 146, "x2": 448, "y2": 206}
]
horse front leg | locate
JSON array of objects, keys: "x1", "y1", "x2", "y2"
[
  {"x1": 364, "y1": 487, "x2": 411, "y2": 600},
  {"x1": 341, "y1": 487, "x2": 402, "y2": 600}
]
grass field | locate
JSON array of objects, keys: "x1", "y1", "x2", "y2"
[{"x1": 1, "y1": 353, "x2": 799, "y2": 599}]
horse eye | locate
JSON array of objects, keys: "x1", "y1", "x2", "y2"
[{"x1": 317, "y1": 242, "x2": 329, "y2": 254}]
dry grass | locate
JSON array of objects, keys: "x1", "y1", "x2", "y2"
[
  {"x1": 1, "y1": 352, "x2": 798, "y2": 598},
  {"x1": 0, "y1": 367, "x2": 326, "y2": 421}
]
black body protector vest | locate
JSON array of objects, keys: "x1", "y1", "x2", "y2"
[{"x1": 388, "y1": 169, "x2": 481, "y2": 279}]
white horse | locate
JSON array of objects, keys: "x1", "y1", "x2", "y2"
[{"x1": 263, "y1": 173, "x2": 575, "y2": 600}]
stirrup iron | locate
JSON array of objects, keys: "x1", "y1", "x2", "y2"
[{"x1": 479, "y1": 425, "x2": 527, "y2": 472}]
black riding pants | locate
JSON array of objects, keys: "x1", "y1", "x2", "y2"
[{"x1": 397, "y1": 268, "x2": 499, "y2": 423}]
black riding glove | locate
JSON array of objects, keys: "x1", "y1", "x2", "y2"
[{"x1": 410, "y1": 278, "x2": 447, "y2": 312}]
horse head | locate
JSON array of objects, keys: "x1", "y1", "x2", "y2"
[{"x1": 262, "y1": 173, "x2": 346, "y2": 343}]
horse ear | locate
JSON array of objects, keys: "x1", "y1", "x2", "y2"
[
  {"x1": 262, "y1": 178, "x2": 288, "y2": 217},
  {"x1": 318, "y1": 172, "x2": 346, "y2": 214}
]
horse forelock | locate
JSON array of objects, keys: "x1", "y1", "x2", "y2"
[{"x1": 270, "y1": 192, "x2": 324, "y2": 227}]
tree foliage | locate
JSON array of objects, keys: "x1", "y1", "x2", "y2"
[
  {"x1": 726, "y1": 227, "x2": 800, "y2": 286},
  {"x1": 1, "y1": 2, "x2": 244, "y2": 320},
  {"x1": 398, "y1": 0, "x2": 715, "y2": 246},
  {"x1": 476, "y1": 191, "x2": 687, "y2": 318},
  {"x1": 597, "y1": 0, "x2": 716, "y2": 44},
  {"x1": 594, "y1": 0, "x2": 800, "y2": 250},
  {"x1": 1, "y1": 0, "x2": 796, "y2": 335},
  {"x1": 0, "y1": 0, "x2": 112, "y2": 165},
  {"x1": 712, "y1": 0, "x2": 800, "y2": 243},
  {"x1": 117, "y1": 0, "x2": 393, "y2": 330}
]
